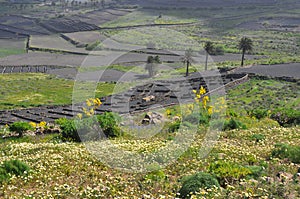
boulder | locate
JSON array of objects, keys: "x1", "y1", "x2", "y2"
[
  {"x1": 142, "y1": 112, "x2": 164, "y2": 125},
  {"x1": 142, "y1": 95, "x2": 155, "y2": 102}
]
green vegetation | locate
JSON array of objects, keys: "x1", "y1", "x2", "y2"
[
  {"x1": 78, "y1": 64, "x2": 145, "y2": 74},
  {"x1": 55, "y1": 118, "x2": 79, "y2": 142},
  {"x1": 97, "y1": 112, "x2": 122, "y2": 138},
  {"x1": 0, "y1": 2, "x2": 299, "y2": 198},
  {"x1": 0, "y1": 73, "x2": 117, "y2": 110},
  {"x1": 9, "y1": 121, "x2": 34, "y2": 137},
  {"x1": 101, "y1": 10, "x2": 197, "y2": 28},
  {"x1": 272, "y1": 143, "x2": 300, "y2": 164},
  {"x1": 0, "y1": 159, "x2": 30, "y2": 184},
  {"x1": 223, "y1": 118, "x2": 247, "y2": 131},
  {"x1": 239, "y1": 37, "x2": 253, "y2": 66},
  {"x1": 208, "y1": 161, "x2": 252, "y2": 186},
  {"x1": 271, "y1": 108, "x2": 300, "y2": 127},
  {"x1": 0, "y1": 48, "x2": 25, "y2": 58},
  {"x1": 179, "y1": 172, "x2": 219, "y2": 198},
  {"x1": 227, "y1": 78, "x2": 300, "y2": 117},
  {"x1": 0, "y1": 124, "x2": 299, "y2": 197}
]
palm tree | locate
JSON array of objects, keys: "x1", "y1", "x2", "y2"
[
  {"x1": 182, "y1": 49, "x2": 194, "y2": 76},
  {"x1": 204, "y1": 41, "x2": 214, "y2": 71},
  {"x1": 239, "y1": 37, "x2": 253, "y2": 66}
]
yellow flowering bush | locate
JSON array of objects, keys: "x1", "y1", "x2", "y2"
[{"x1": 77, "y1": 98, "x2": 102, "y2": 119}]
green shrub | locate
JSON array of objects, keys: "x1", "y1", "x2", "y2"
[
  {"x1": 179, "y1": 172, "x2": 219, "y2": 198},
  {"x1": 210, "y1": 119, "x2": 225, "y2": 131},
  {"x1": 198, "y1": 112, "x2": 210, "y2": 126},
  {"x1": 144, "y1": 169, "x2": 166, "y2": 182},
  {"x1": 208, "y1": 161, "x2": 251, "y2": 186},
  {"x1": 251, "y1": 133, "x2": 265, "y2": 142},
  {"x1": 184, "y1": 112, "x2": 209, "y2": 126},
  {"x1": 184, "y1": 113, "x2": 199, "y2": 125},
  {"x1": 97, "y1": 112, "x2": 122, "y2": 138},
  {"x1": 226, "y1": 109, "x2": 238, "y2": 117},
  {"x1": 210, "y1": 45, "x2": 225, "y2": 55},
  {"x1": 245, "y1": 166, "x2": 265, "y2": 179},
  {"x1": 56, "y1": 118, "x2": 80, "y2": 142},
  {"x1": 271, "y1": 143, "x2": 300, "y2": 163},
  {"x1": 223, "y1": 118, "x2": 246, "y2": 131},
  {"x1": 0, "y1": 167, "x2": 9, "y2": 183},
  {"x1": 86, "y1": 40, "x2": 102, "y2": 51},
  {"x1": 2, "y1": 159, "x2": 30, "y2": 176},
  {"x1": 9, "y1": 122, "x2": 34, "y2": 137},
  {"x1": 271, "y1": 108, "x2": 300, "y2": 127},
  {"x1": 168, "y1": 121, "x2": 181, "y2": 133},
  {"x1": 248, "y1": 108, "x2": 269, "y2": 120}
]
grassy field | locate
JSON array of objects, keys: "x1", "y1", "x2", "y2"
[
  {"x1": 0, "y1": 73, "x2": 117, "y2": 110},
  {"x1": 101, "y1": 10, "x2": 197, "y2": 28},
  {"x1": 227, "y1": 78, "x2": 300, "y2": 115}
]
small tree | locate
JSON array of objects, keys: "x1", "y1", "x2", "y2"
[
  {"x1": 146, "y1": 55, "x2": 161, "y2": 77},
  {"x1": 239, "y1": 37, "x2": 253, "y2": 66},
  {"x1": 204, "y1": 41, "x2": 214, "y2": 71},
  {"x1": 182, "y1": 49, "x2": 194, "y2": 77}
]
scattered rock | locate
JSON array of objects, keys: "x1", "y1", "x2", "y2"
[
  {"x1": 172, "y1": 116, "x2": 181, "y2": 122},
  {"x1": 276, "y1": 172, "x2": 294, "y2": 184},
  {"x1": 142, "y1": 95, "x2": 155, "y2": 102},
  {"x1": 142, "y1": 112, "x2": 164, "y2": 125}
]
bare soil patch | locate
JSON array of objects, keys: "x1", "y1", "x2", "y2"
[
  {"x1": 232, "y1": 63, "x2": 300, "y2": 79},
  {"x1": 62, "y1": 31, "x2": 107, "y2": 46}
]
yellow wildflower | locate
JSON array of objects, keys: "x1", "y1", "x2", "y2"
[
  {"x1": 39, "y1": 121, "x2": 47, "y2": 128},
  {"x1": 95, "y1": 98, "x2": 102, "y2": 106},
  {"x1": 207, "y1": 106, "x2": 213, "y2": 115},
  {"x1": 166, "y1": 109, "x2": 171, "y2": 116},
  {"x1": 77, "y1": 113, "x2": 83, "y2": 119},
  {"x1": 192, "y1": 90, "x2": 197, "y2": 94},
  {"x1": 90, "y1": 108, "x2": 95, "y2": 115},
  {"x1": 86, "y1": 99, "x2": 92, "y2": 107},
  {"x1": 86, "y1": 112, "x2": 91, "y2": 117},
  {"x1": 29, "y1": 122, "x2": 37, "y2": 128},
  {"x1": 188, "y1": 104, "x2": 194, "y2": 110},
  {"x1": 199, "y1": 86, "x2": 206, "y2": 95}
]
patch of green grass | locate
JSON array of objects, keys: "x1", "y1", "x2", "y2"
[
  {"x1": 101, "y1": 10, "x2": 197, "y2": 28},
  {"x1": 227, "y1": 78, "x2": 300, "y2": 116},
  {"x1": 0, "y1": 48, "x2": 25, "y2": 57},
  {"x1": 0, "y1": 73, "x2": 117, "y2": 110},
  {"x1": 79, "y1": 64, "x2": 145, "y2": 74}
]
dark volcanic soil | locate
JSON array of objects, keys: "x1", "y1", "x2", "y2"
[{"x1": 232, "y1": 63, "x2": 300, "y2": 79}]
